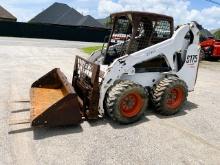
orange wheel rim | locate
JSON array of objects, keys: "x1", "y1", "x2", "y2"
[
  {"x1": 119, "y1": 92, "x2": 144, "y2": 118},
  {"x1": 166, "y1": 87, "x2": 184, "y2": 109}
]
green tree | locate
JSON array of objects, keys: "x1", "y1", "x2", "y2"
[
  {"x1": 105, "y1": 17, "x2": 112, "y2": 28},
  {"x1": 214, "y1": 30, "x2": 220, "y2": 39}
]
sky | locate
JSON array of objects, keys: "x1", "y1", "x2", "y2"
[{"x1": 1, "y1": 0, "x2": 220, "y2": 29}]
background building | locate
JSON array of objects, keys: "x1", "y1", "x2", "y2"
[
  {"x1": 29, "y1": 2, "x2": 105, "y2": 28},
  {"x1": 0, "y1": 5, "x2": 17, "y2": 22}
]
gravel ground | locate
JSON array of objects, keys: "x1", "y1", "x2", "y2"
[{"x1": 0, "y1": 37, "x2": 220, "y2": 165}]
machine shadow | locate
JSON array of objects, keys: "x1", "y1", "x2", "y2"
[
  {"x1": 8, "y1": 124, "x2": 83, "y2": 140},
  {"x1": 8, "y1": 106, "x2": 84, "y2": 139},
  {"x1": 11, "y1": 108, "x2": 30, "y2": 113},
  {"x1": 88, "y1": 116, "x2": 149, "y2": 129},
  {"x1": 8, "y1": 127, "x2": 33, "y2": 134},
  {"x1": 13, "y1": 100, "x2": 30, "y2": 103},
  {"x1": 88, "y1": 100, "x2": 198, "y2": 129},
  {"x1": 152, "y1": 100, "x2": 198, "y2": 119},
  {"x1": 33, "y1": 125, "x2": 83, "y2": 140},
  {"x1": 8, "y1": 101, "x2": 198, "y2": 138}
]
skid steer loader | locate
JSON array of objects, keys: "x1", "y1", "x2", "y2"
[{"x1": 30, "y1": 11, "x2": 201, "y2": 127}]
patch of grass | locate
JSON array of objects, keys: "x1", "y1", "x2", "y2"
[{"x1": 81, "y1": 45, "x2": 103, "y2": 54}]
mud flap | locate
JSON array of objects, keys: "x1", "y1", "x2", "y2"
[{"x1": 30, "y1": 68, "x2": 82, "y2": 127}]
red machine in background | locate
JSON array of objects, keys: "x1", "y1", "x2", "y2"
[{"x1": 200, "y1": 38, "x2": 220, "y2": 61}]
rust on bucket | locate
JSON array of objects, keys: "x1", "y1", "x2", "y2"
[{"x1": 30, "y1": 68, "x2": 82, "y2": 127}]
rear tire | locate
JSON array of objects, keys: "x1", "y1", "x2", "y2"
[
  {"x1": 105, "y1": 80, "x2": 148, "y2": 124},
  {"x1": 151, "y1": 76, "x2": 188, "y2": 115}
]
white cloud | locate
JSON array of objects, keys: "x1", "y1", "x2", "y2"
[
  {"x1": 76, "y1": 8, "x2": 90, "y2": 15},
  {"x1": 98, "y1": 0, "x2": 220, "y2": 29},
  {"x1": 1, "y1": 0, "x2": 220, "y2": 29},
  {"x1": 98, "y1": 0, "x2": 124, "y2": 15}
]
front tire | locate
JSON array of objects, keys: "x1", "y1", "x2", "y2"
[
  {"x1": 105, "y1": 80, "x2": 148, "y2": 124},
  {"x1": 151, "y1": 76, "x2": 188, "y2": 115}
]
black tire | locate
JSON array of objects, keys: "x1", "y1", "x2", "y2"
[
  {"x1": 199, "y1": 49, "x2": 205, "y2": 61},
  {"x1": 151, "y1": 76, "x2": 188, "y2": 115},
  {"x1": 105, "y1": 80, "x2": 148, "y2": 124},
  {"x1": 202, "y1": 49, "x2": 212, "y2": 61},
  {"x1": 204, "y1": 52, "x2": 210, "y2": 61}
]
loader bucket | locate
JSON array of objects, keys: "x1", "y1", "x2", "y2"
[{"x1": 30, "y1": 68, "x2": 82, "y2": 127}]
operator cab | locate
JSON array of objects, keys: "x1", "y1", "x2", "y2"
[{"x1": 102, "y1": 11, "x2": 174, "y2": 65}]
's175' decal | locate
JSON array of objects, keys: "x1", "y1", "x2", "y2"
[{"x1": 186, "y1": 55, "x2": 198, "y2": 64}]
